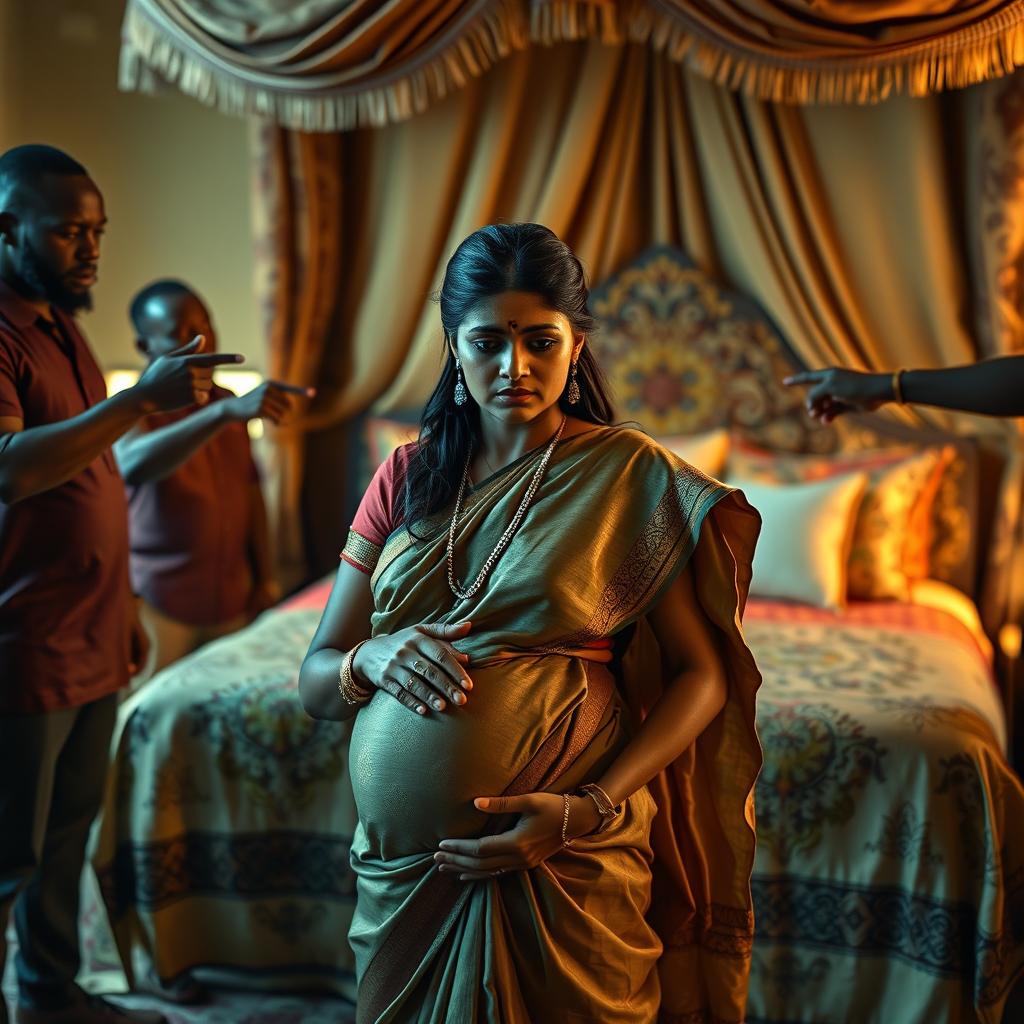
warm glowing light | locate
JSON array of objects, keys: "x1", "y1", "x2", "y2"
[
  {"x1": 105, "y1": 369, "x2": 140, "y2": 396},
  {"x1": 999, "y1": 622, "x2": 1022, "y2": 660},
  {"x1": 104, "y1": 368, "x2": 267, "y2": 440},
  {"x1": 105, "y1": 367, "x2": 264, "y2": 392}
]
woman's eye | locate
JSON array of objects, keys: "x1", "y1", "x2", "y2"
[
  {"x1": 472, "y1": 339, "x2": 499, "y2": 353},
  {"x1": 530, "y1": 338, "x2": 557, "y2": 351}
]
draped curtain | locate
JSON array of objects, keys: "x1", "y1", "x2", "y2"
[
  {"x1": 249, "y1": 43, "x2": 1024, "y2": 576},
  {"x1": 118, "y1": 1, "x2": 1024, "y2": 579},
  {"x1": 121, "y1": 0, "x2": 1024, "y2": 124}
]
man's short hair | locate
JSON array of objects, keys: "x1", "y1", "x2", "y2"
[
  {"x1": 129, "y1": 279, "x2": 195, "y2": 337},
  {"x1": 0, "y1": 145, "x2": 89, "y2": 209}
]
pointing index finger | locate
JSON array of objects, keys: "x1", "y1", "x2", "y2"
[
  {"x1": 268, "y1": 380, "x2": 317, "y2": 396},
  {"x1": 184, "y1": 352, "x2": 246, "y2": 367},
  {"x1": 782, "y1": 370, "x2": 821, "y2": 387}
]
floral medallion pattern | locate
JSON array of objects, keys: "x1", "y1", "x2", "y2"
[
  {"x1": 589, "y1": 247, "x2": 836, "y2": 452},
  {"x1": 754, "y1": 702, "x2": 887, "y2": 862}
]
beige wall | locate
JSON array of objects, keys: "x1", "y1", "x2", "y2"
[{"x1": 0, "y1": 0, "x2": 261, "y2": 373}]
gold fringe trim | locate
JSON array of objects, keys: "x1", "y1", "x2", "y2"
[
  {"x1": 530, "y1": 0, "x2": 623, "y2": 46},
  {"x1": 630, "y1": 0, "x2": 1024, "y2": 105},
  {"x1": 121, "y1": 0, "x2": 1024, "y2": 123},
  {"x1": 120, "y1": 0, "x2": 530, "y2": 132}
]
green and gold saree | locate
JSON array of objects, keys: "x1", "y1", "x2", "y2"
[{"x1": 342, "y1": 426, "x2": 762, "y2": 1023}]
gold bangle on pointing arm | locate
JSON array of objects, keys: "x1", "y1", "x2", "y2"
[{"x1": 892, "y1": 369, "x2": 906, "y2": 405}]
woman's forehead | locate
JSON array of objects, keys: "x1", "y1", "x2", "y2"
[{"x1": 461, "y1": 291, "x2": 568, "y2": 329}]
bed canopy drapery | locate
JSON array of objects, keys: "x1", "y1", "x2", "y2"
[
  {"x1": 121, "y1": 0, "x2": 1024, "y2": 121},
  {"x1": 117, "y1": 1, "x2": 1024, "y2": 581}
]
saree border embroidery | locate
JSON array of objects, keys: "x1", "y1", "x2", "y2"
[
  {"x1": 370, "y1": 530, "x2": 413, "y2": 591},
  {"x1": 342, "y1": 529, "x2": 382, "y2": 574},
  {"x1": 667, "y1": 902, "x2": 755, "y2": 958},
  {"x1": 549, "y1": 465, "x2": 724, "y2": 652}
]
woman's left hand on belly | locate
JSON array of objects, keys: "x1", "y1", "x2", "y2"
[{"x1": 434, "y1": 792, "x2": 603, "y2": 881}]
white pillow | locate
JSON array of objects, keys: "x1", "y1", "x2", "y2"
[
  {"x1": 658, "y1": 428, "x2": 730, "y2": 478},
  {"x1": 731, "y1": 473, "x2": 869, "y2": 610}
]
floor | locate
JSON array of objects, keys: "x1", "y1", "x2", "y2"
[{"x1": 2, "y1": 925, "x2": 356, "y2": 1023}]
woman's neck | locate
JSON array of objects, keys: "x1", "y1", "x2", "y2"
[{"x1": 476, "y1": 406, "x2": 566, "y2": 475}]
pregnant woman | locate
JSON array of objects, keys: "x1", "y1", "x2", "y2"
[{"x1": 299, "y1": 223, "x2": 762, "y2": 1023}]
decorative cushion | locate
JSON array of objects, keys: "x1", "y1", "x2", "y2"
[
  {"x1": 728, "y1": 441, "x2": 953, "y2": 601},
  {"x1": 656, "y1": 428, "x2": 730, "y2": 478},
  {"x1": 733, "y1": 474, "x2": 869, "y2": 610}
]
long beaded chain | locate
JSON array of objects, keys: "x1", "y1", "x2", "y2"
[{"x1": 447, "y1": 417, "x2": 567, "y2": 602}]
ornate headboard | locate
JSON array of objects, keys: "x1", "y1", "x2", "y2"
[
  {"x1": 588, "y1": 246, "x2": 1016, "y2": 636},
  {"x1": 591, "y1": 246, "x2": 836, "y2": 454}
]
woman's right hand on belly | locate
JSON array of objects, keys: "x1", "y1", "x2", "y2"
[{"x1": 352, "y1": 620, "x2": 475, "y2": 715}]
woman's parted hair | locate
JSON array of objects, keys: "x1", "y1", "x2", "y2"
[{"x1": 403, "y1": 223, "x2": 615, "y2": 532}]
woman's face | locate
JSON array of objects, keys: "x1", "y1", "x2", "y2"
[{"x1": 452, "y1": 290, "x2": 583, "y2": 424}]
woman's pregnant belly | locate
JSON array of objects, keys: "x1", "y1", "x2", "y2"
[{"x1": 348, "y1": 656, "x2": 588, "y2": 859}]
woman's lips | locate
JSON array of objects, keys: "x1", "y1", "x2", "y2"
[{"x1": 494, "y1": 389, "x2": 535, "y2": 404}]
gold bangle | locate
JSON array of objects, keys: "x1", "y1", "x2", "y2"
[
  {"x1": 892, "y1": 369, "x2": 906, "y2": 405},
  {"x1": 338, "y1": 640, "x2": 372, "y2": 706},
  {"x1": 578, "y1": 782, "x2": 622, "y2": 834}
]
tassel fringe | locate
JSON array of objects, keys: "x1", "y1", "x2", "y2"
[
  {"x1": 120, "y1": 0, "x2": 1024, "y2": 127},
  {"x1": 120, "y1": 0, "x2": 530, "y2": 132},
  {"x1": 628, "y1": 0, "x2": 1024, "y2": 105}
]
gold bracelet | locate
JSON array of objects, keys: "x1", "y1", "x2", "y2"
[
  {"x1": 578, "y1": 782, "x2": 622, "y2": 834},
  {"x1": 892, "y1": 369, "x2": 906, "y2": 405},
  {"x1": 338, "y1": 640, "x2": 373, "y2": 707},
  {"x1": 560, "y1": 792, "x2": 572, "y2": 848}
]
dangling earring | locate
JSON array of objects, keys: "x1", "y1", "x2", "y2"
[
  {"x1": 566, "y1": 360, "x2": 580, "y2": 405},
  {"x1": 453, "y1": 358, "x2": 468, "y2": 406}
]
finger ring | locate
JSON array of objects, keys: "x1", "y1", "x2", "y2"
[{"x1": 413, "y1": 660, "x2": 426, "y2": 673}]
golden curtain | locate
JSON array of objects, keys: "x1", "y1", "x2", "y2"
[
  {"x1": 122, "y1": 0, "x2": 1024, "y2": 125},
  {"x1": 251, "y1": 40, "x2": 1024, "y2": 578}
]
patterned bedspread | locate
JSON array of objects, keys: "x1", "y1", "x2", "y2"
[
  {"x1": 746, "y1": 598, "x2": 1024, "y2": 1024},
  {"x1": 86, "y1": 586, "x2": 1024, "y2": 1022},
  {"x1": 88, "y1": 605, "x2": 358, "y2": 1000}
]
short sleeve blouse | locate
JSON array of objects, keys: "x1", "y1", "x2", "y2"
[{"x1": 340, "y1": 444, "x2": 415, "y2": 574}]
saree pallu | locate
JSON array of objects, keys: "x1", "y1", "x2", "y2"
[{"x1": 345, "y1": 427, "x2": 762, "y2": 1023}]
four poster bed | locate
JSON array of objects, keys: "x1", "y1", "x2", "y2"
[{"x1": 86, "y1": 247, "x2": 1024, "y2": 1023}]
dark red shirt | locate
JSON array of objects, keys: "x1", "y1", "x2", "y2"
[
  {"x1": 126, "y1": 386, "x2": 258, "y2": 627},
  {"x1": 0, "y1": 281, "x2": 131, "y2": 714}
]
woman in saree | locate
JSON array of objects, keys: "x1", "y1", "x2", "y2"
[{"x1": 298, "y1": 223, "x2": 762, "y2": 1024}]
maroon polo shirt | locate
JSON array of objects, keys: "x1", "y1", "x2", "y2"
[
  {"x1": 126, "y1": 385, "x2": 258, "y2": 627},
  {"x1": 0, "y1": 280, "x2": 131, "y2": 714}
]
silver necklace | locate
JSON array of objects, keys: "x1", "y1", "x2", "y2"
[{"x1": 447, "y1": 417, "x2": 567, "y2": 602}]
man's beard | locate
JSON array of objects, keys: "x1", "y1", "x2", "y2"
[{"x1": 18, "y1": 243, "x2": 93, "y2": 314}]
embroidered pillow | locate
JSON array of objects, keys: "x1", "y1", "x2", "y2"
[
  {"x1": 732, "y1": 474, "x2": 868, "y2": 610},
  {"x1": 728, "y1": 442, "x2": 953, "y2": 601}
]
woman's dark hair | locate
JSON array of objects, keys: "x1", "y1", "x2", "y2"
[{"x1": 403, "y1": 222, "x2": 615, "y2": 532}]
